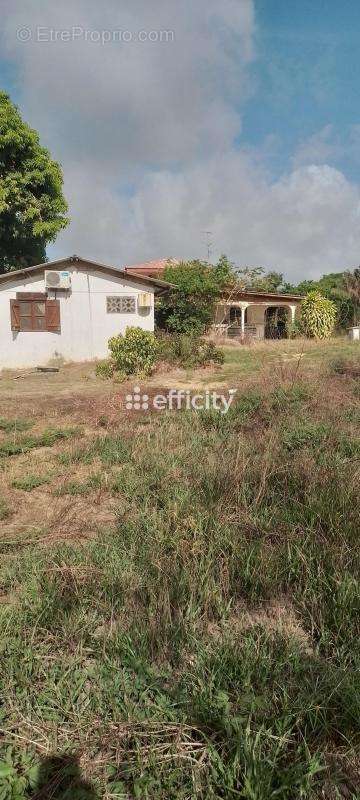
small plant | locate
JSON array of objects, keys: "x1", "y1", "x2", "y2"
[
  {"x1": 301, "y1": 291, "x2": 337, "y2": 339},
  {"x1": 95, "y1": 360, "x2": 114, "y2": 379},
  {"x1": 0, "y1": 417, "x2": 33, "y2": 432},
  {"x1": 283, "y1": 422, "x2": 330, "y2": 451},
  {"x1": 108, "y1": 327, "x2": 158, "y2": 377},
  {"x1": 54, "y1": 472, "x2": 104, "y2": 496},
  {"x1": 156, "y1": 333, "x2": 224, "y2": 369},
  {"x1": 12, "y1": 474, "x2": 51, "y2": 492},
  {"x1": 0, "y1": 428, "x2": 78, "y2": 458}
]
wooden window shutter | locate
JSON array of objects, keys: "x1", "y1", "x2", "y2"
[
  {"x1": 10, "y1": 299, "x2": 21, "y2": 331},
  {"x1": 45, "y1": 299, "x2": 61, "y2": 332}
]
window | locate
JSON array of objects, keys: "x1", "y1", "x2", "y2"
[
  {"x1": 19, "y1": 299, "x2": 46, "y2": 331},
  {"x1": 106, "y1": 296, "x2": 136, "y2": 313},
  {"x1": 10, "y1": 294, "x2": 61, "y2": 332}
]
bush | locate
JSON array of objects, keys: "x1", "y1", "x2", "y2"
[
  {"x1": 108, "y1": 327, "x2": 158, "y2": 377},
  {"x1": 156, "y1": 333, "x2": 224, "y2": 369},
  {"x1": 158, "y1": 258, "x2": 233, "y2": 334},
  {"x1": 95, "y1": 359, "x2": 114, "y2": 379},
  {"x1": 301, "y1": 291, "x2": 337, "y2": 339}
]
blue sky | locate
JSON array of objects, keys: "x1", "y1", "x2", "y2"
[
  {"x1": 243, "y1": 0, "x2": 360, "y2": 180},
  {"x1": 1, "y1": 0, "x2": 360, "y2": 279}
]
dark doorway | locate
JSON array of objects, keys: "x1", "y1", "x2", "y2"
[{"x1": 265, "y1": 307, "x2": 288, "y2": 339}]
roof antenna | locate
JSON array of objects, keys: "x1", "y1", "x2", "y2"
[{"x1": 203, "y1": 231, "x2": 213, "y2": 263}]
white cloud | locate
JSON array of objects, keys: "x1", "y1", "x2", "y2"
[
  {"x1": 2, "y1": 0, "x2": 360, "y2": 281},
  {"x1": 292, "y1": 125, "x2": 340, "y2": 168}
]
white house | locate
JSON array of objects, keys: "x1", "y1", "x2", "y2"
[{"x1": 0, "y1": 255, "x2": 170, "y2": 370}]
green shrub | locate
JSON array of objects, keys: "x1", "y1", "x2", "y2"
[
  {"x1": 301, "y1": 291, "x2": 337, "y2": 339},
  {"x1": 158, "y1": 258, "x2": 233, "y2": 334},
  {"x1": 108, "y1": 327, "x2": 158, "y2": 377},
  {"x1": 156, "y1": 333, "x2": 224, "y2": 369},
  {"x1": 95, "y1": 359, "x2": 114, "y2": 379}
]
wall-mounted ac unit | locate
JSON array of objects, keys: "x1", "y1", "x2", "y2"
[
  {"x1": 45, "y1": 270, "x2": 71, "y2": 290},
  {"x1": 138, "y1": 292, "x2": 152, "y2": 309}
]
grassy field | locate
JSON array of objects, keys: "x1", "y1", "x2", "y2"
[{"x1": 0, "y1": 339, "x2": 359, "y2": 798}]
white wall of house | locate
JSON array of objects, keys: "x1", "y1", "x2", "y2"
[{"x1": 0, "y1": 263, "x2": 155, "y2": 369}]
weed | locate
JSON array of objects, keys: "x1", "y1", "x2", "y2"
[
  {"x1": 283, "y1": 422, "x2": 330, "y2": 451},
  {"x1": 12, "y1": 474, "x2": 51, "y2": 492},
  {"x1": 57, "y1": 435, "x2": 131, "y2": 466},
  {"x1": 0, "y1": 428, "x2": 79, "y2": 458},
  {"x1": 0, "y1": 417, "x2": 33, "y2": 433},
  {"x1": 54, "y1": 473, "x2": 105, "y2": 496}
]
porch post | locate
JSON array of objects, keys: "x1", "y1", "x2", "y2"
[
  {"x1": 239, "y1": 303, "x2": 249, "y2": 337},
  {"x1": 289, "y1": 305, "x2": 296, "y2": 325},
  {"x1": 241, "y1": 305, "x2": 245, "y2": 336}
]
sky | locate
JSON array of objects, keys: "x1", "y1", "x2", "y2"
[{"x1": 1, "y1": 0, "x2": 360, "y2": 281}]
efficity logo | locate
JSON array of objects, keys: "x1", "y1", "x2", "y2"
[{"x1": 125, "y1": 387, "x2": 237, "y2": 414}]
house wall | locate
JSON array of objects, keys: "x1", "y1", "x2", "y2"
[{"x1": 0, "y1": 263, "x2": 155, "y2": 369}]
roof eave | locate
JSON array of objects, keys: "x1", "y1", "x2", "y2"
[{"x1": 0, "y1": 255, "x2": 173, "y2": 292}]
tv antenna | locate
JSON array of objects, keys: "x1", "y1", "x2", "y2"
[{"x1": 203, "y1": 230, "x2": 213, "y2": 263}]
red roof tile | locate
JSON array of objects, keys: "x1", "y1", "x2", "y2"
[{"x1": 124, "y1": 258, "x2": 179, "y2": 277}]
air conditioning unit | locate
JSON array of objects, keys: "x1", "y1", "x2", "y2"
[
  {"x1": 138, "y1": 292, "x2": 152, "y2": 309},
  {"x1": 45, "y1": 270, "x2": 71, "y2": 290}
]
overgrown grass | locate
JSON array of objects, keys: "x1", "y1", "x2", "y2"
[
  {"x1": 0, "y1": 363, "x2": 360, "y2": 798},
  {"x1": 0, "y1": 428, "x2": 79, "y2": 458},
  {"x1": 0, "y1": 417, "x2": 33, "y2": 433},
  {"x1": 0, "y1": 497, "x2": 11, "y2": 520},
  {"x1": 11, "y1": 474, "x2": 52, "y2": 492}
]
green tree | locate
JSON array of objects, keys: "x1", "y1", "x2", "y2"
[
  {"x1": 235, "y1": 266, "x2": 285, "y2": 292},
  {"x1": 344, "y1": 268, "x2": 360, "y2": 324},
  {"x1": 284, "y1": 272, "x2": 357, "y2": 329},
  {"x1": 158, "y1": 258, "x2": 232, "y2": 334},
  {"x1": 0, "y1": 92, "x2": 69, "y2": 273},
  {"x1": 301, "y1": 291, "x2": 337, "y2": 339}
]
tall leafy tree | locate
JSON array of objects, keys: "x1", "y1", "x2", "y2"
[
  {"x1": 344, "y1": 268, "x2": 360, "y2": 324},
  {"x1": 235, "y1": 266, "x2": 285, "y2": 292},
  {"x1": 0, "y1": 92, "x2": 69, "y2": 272},
  {"x1": 284, "y1": 271, "x2": 357, "y2": 328},
  {"x1": 158, "y1": 258, "x2": 233, "y2": 334}
]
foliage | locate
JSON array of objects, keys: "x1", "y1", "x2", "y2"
[
  {"x1": 284, "y1": 270, "x2": 359, "y2": 329},
  {"x1": 0, "y1": 417, "x2": 33, "y2": 432},
  {"x1": 300, "y1": 291, "x2": 337, "y2": 339},
  {"x1": 237, "y1": 266, "x2": 285, "y2": 292},
  {"x1": 11, "y1": 474, "x2": 51, "y2": 492},
  {"x1": 344, "y1": 268, "x2": 360, "y2": 324},
  {"x1": 156, "y1": 332, "x2": 224, "y2": 369},
  {"x1": 108, "y1": 326, "x2": 158, "y2": 377},
  {"x1": 95, "y1": 359, "x2": 114, "y2": 379},
  {"x1": 158, "y1": 257, "x2": 233, "y2": 334},
  {"x1": 0, "y1": 427, "x2": 78, "y2": 458},
  {"x1": 0, "y1": 92, "x2": 69, "y2": 273}
]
